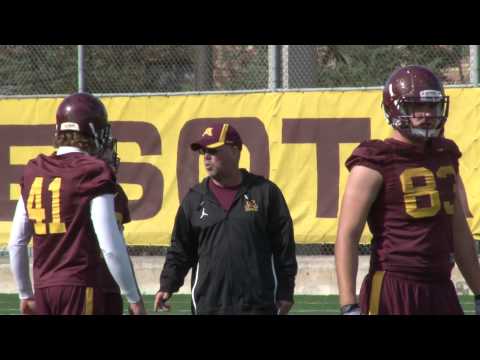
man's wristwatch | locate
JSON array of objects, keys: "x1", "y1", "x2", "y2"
[{"x1": 341, "y1": 303, "x2": 361, "y2": 315}]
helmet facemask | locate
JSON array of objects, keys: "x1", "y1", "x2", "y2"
[
  {"x1": 98, "y1": 135, "x2": 120, "y2": 172},
  {"x1": 89, "y1": 123, "x2": 113, "y2": 156},
  {"x1": 385, "y1": 90, "x2": 449, "y2": 140}
]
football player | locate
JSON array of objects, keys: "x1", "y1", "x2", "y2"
[
  {"x1": 8, "y1": 92, "x2": 146, "y2": 315},
  {"x1": 335, "y1": 65, "x2": 480, "y2": 315}
]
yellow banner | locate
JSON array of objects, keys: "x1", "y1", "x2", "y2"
[{"x1": 0, "y1": 89, "x2": 479, "y2": 246}]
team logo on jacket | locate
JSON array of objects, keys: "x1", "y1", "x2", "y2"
[{"x1": 243, "y1": 194, "x2": 258, "y2": 212}]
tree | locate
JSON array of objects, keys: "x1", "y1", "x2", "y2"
[{"x1": 313, "y1": 45, "x2": 469, "y2": 88}]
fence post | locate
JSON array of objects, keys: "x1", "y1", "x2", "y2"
[
  {"x1": 268, "y1": 45, "x2": 282, "y2": 90},
  {"x1": 282, "y1": 45, "x2": 289, "y2": 89},
  {"x1": 470, "y1": 45, "x2": 479, "y2": 86},
  {"x1": 78, "y1": 45, "x2": 86, "y2": 92},
  {"x1": 195, "y1": 45, "x2": 213, "y2": 91}
]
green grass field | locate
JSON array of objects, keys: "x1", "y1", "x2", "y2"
[{"x1": 0, "y1": 294, "x2": 475, "y2": 315}]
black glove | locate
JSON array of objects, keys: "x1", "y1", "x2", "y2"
[{"x1": 341, "y1": 303, "x2": 361, "y2": 315}]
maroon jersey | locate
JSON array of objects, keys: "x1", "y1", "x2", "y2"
[
  {"x1": 99, "y1": 183, "x2": 131, "y2": 294},
  {"x1": 346, "y1": 137, "x2": 461, "y2": 279},
  {"x1": 21, "y1": 152, "x2": 116, "y2": 289}
]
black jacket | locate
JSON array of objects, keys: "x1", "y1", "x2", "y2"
[{"x1": 160, "y1": 170, "x2": 297, "y2": 314}]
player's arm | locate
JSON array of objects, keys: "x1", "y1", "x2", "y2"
[
  {"x1": 126, "y1": 257, "x2": 145, "y2": 314},
  {"x1": 452, "y1": 176, "x2": 480, "y2": 299},
  {"x1": 116, "y1": 220, "x2": 144, "y2": 315},
  {"x1": 90, "y1": 194, "x2": 145, "y2": 315},
  {"x1": 335, "y1": 165, "x2": 382, "y2": 314},
  {"x1": 116, "y1": 216, "x2": 145, "y2": 314},
  {"x1": 8, "y1": 197, "x2": 36, "y2": 315},
  {"x1": 119, "y1": 226, "x2": 144, "y2": 314},
  {"x1": 456, "y1": 174, "x2": 472, "y2": 217}
]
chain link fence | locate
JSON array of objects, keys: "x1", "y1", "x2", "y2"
[
  {"x1": 0, "y1": 45, "x2": 475, "y2": 96},
  {"x1": 84, "y1": 45, "x2": 270, "y2": 93},
  {"x1": 283, "y1": 45, "x2": 471, "y2": 89},
  {"x1": 0, "y1": 45, "x2": 77, "y2": 95},
  {"x1": 0, "y1": 45, "x2": 478, "y2": 256}
]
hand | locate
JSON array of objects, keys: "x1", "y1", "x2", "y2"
[
  {"x1": 276, "y1": 300, "x2": 293, "y2": 315},
  {"x1": 341, "y1": 303, "x2": 361, "y2": 315},
  {"x1": 475, "y1": 295, "x2": 480, "y2": 315},
  {"x1": 154, "y1": 291, "x2": 172, "y2": 312},
  {"x1": 20, "y1": 298, "x2": 36, "y2": 315},
  {"x1": 128, "y1": 299, "x2": 146, "y2": 315}
]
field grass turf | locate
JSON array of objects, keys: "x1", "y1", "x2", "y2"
[{"x1": 0, "y1": 294, "x2": 475, "y2": 315}]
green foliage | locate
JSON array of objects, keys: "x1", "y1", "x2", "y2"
[
  {"x1": 0, "y1": 45, "x2": 77, "y2": 95},
  {"x1": 212, "y1": 45, "x2": 268, "y2": 90},
  {"x1": 85, "y1": 45, "x2": 196, "y2": 93},
  {"x1": 0, "y1": 45, "x2": 470, "y2": 95},
  {"x1": 315, "y1": 45, "x2": 469, "y2": 87}
]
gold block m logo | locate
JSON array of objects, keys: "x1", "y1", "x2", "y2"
[{"x1": 202, "y1": 128, "x2": 213, "y2": 137}]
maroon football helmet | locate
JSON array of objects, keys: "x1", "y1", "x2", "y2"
[
  {"x1": 382, "y1": 65, "x2": 449, "y2": 139},
  {"x1": 56, "y1": 92, "x2": 113, "y2": 154}
]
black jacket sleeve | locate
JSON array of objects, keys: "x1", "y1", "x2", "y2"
[
  {"x1": 159, "y1": 204, "x2": 196, "y2": 293},
  {"x1": 267, "y1": 183, "x2": 297, "y2": 302}
]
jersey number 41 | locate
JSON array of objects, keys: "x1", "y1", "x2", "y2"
[{"x1": 26, "y1": 177, "x2": 66, "y2": 235}]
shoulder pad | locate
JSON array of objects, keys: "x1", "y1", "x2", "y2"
[{"x1": 345, "y1": 140, "x2": 391, "y2": 172}]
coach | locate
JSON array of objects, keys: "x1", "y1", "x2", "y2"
[{"x1": 154, "y1": 123, "x2": 297, "y2": 315}]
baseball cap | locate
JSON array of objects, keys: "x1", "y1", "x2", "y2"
[{"x1": 190, "y1": 123, "x2": 243, "y2": 151}]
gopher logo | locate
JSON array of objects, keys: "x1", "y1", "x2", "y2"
[{"x1": 243, "y1": 194, "x2": 258, "y2": 212}]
